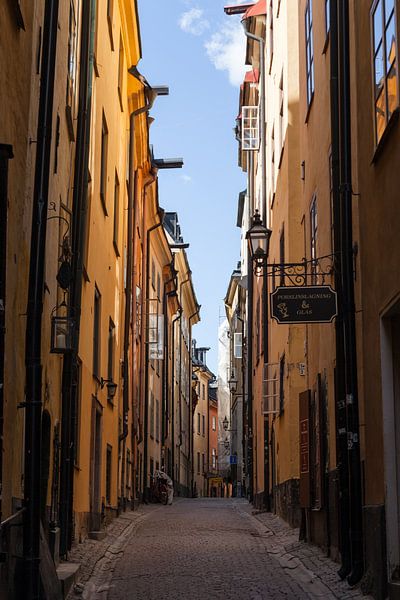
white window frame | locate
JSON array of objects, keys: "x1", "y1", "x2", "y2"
[{"x1": 242, "y1": 106, "x2": 260, "y2": 151}]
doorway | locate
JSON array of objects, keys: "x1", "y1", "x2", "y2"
[
  {"x1": 90, "y1": 397, "x2": 102, "y2": 531},
  {"x1": 381, "y1": 308, "x2": 400, "y2": 585}
]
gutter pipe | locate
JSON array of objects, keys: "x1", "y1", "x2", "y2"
[
  {"x1": 142, "y1": 209, "x2": 163, "y2": 501},
  {"x1": 338, "y1": 0, "x2": 363, "y2": 585},
  {"x1": 189, "y1": 306, "x2": 201, "y2": 496},
  {"x1": 329, "y1": 0, "x2": 351, "y2": 579},
  {"x1": 23, "y1": 0, "x2": 59, "y2": 595},
  {"x1": 242, "y1": 19, "x2": 267, "y2": 223}
]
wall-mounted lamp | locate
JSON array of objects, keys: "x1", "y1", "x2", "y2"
[
  {"x1": 228, "y1": 373, "x2": 238, "y2": 394},
  {"x1": 50, "y1": 314, "x2": 74, "y2": 354},
  {"x1": 100, "y1": 378, "x2": 118, "y2": 399},
  {"x1": 246, "y1": 210, "x2": 272, "y2": 277}
]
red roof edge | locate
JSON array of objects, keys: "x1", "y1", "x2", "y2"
[{"x1": 243, "y1": 0, "x2": 266, "y2": 19}]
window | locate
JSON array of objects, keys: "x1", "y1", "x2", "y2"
[
  {"x1": 271, "y1": 127, "x2": 275, "y2": 193},
  {"x1": 279, "y1": 354, "x2": 285, "y2": 414},
  {"x1": 310, "y1": 196, "x2": 318, "y2": 282},
  {"x1": 242, "y1": 106, "x2": 260, "y2": 150},
  {"x1": 156, "y1": 399, "x2": 160, "y2": 442},
  {"x1": 107, "y1": 318, "x2": 115, "y2": 391},
  {"x1": 93, "y1": 287, "x2": 101, "y2": 378},
  {"x1": 73, "y1": 360, "x2": 82, "y2": 465},
  {"x1": 278, "y1": 71, "x2": 284, "y2": 161},
  {"x1": 197, "y1": 412, "x2": 201, "y2": 434},
  {"x1": 202, "y1": 415, "x2": 205, "y2": 436},
  {"x1": 107, "y1": 0, "x2": 114, "y2": 49},
  {"x1": 305, "y1": 0, "x2": 314, "y2": 107},
  {"x1": 202, "y1": 453, "x2": 205, "y2": 475},
  {"x1": 150, "y1": 391, "x2": 155, "y2": 439},
  {"x1": 156, "y1": 273, "x2": 161, "y2": 301},
  {"x1": 113, "y1": 171, "x2": 120, "y2": 255},
  {"x1": 269, "y1": 0, "x2": 274, "y2": 68},
  {"x1": 256, "y1": 297, "x2": 261, "y2": 360},
  {"x1": 212, "y1": 416, "x2": 216, "y2": 431},
  {"x1": 106, "y1": 445, "x2": 112, "y2": 504},
  {"x1": 126, "y1": 449, "x2": 131, "y2": 492},
  {"x1": 202, "y1": 384, "x2": 205, "y2": 400},
  {"x1": 279, "y1": 227, "x2": 285, "y2": 286},
  {"x1": 54, "y1": 114, "x2": 60, "y2": 174},
  {"x1": 151, "y1": 259, "x2": 156, "y2": 290},
  {"x1": 328, "y1": 151, "x2": 334, "y2": 252},
  {"x1": 100, "y1": 112, "x2": 108, "y2": 213},
  {"x1": 118, "y1": 33, "x2": 124, "y2": 109},
  {"x1": 234, "y1": 332, "x2": 242, "y2": 359},
  {"x1": 66, "y1": 1, "x2": 77, "y2": 108},
  {"x1": 325, "y1": 0, "x2": 330, "y2": 35},
  {"x1": 197, "y1": 452, "x2": 200, "y2": 474},
  {"x1": 372, "y1": 0, "x2": 398, "y2": 144},
  {"x1": 212, "y1": 448, "x2": 216, "y2": 469}
]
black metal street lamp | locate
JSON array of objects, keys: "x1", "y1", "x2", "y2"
[
  {"x1": 100, "y1": 378, "x2": 118, "y2": 400},
  {"x1": 246, "y1": 210, "x2": 272, "y2": 276},
  {"x1": 228, "y1": 372, "x2": 238, "y2": 394},
  {"x1": 224, "y1": 437, "x2": 230, "y2": 450},
  {"x1": 223, "y1": 415, "x2": 229, "y2": 431}
]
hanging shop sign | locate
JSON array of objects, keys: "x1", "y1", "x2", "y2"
[{"x1": 270, "y1": 285, "x2": 338, "y2": 324}]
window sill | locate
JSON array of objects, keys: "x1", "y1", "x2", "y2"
[
  {"x1": 305, "y1": 93, "x2": 314, "y2": 124},
  {"x1": 371, "y1": 107, "x2": 399, "y2": 164}
]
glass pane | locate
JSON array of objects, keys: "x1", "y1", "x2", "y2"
[
  {"x1": 375, "y1": 42, "x2": 384, "y2": 94},
  {"x1": 387, "y1": 62, "x2": 397, "y2": 118},
  {"x1": 374, "y1": 0, "x2": 383, "y2": 50},
  {"x1": 385, "y1": 0, "x2": 395, "y2": 22},
  {"x1": 375, "y1": 89, "x2": 386, "y2": 142},
  {"x1": 386, "y1": 14, "x2": 396, "y2": 69}
]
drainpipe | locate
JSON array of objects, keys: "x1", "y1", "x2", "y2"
[
  {"x1": 171, "y1": 309, "x2": 182, "y2": 487},
  {"x1": 120, "y1": 92, "x2": 154, "y2": 506},
  {"x1": 189, "y1": 306, "x2": 201, "y2": 496},
  {"x1": 242, "y1": 19, "x2": 267, "y2": 222},
  {"x1": 0, "y1": 145, "x2": 13, "y2": 528},
  {"x1": 23, "y1": 0, "x2": 59, "y2": 595},
  {"x1": 59, "y1": 0, "x2": 96, "y2": 556},
  {"x1": 143, "y1": 209, "x2": 163, "y2": 501},
  {"x1": 338, "y1": 0, "x2": 363, "y2": 585},
  {"x1": 329, "y1": 0, "x2": 351, "y2": 579}
]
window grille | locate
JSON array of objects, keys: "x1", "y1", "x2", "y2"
[
  {"x1": 262, "y1": 363, "x2": 279, "y2": 414},
  {"x1": 242, "y1": 106, "x2": 260, "y2": 150}
]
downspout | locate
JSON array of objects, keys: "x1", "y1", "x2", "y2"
[
  {"x1": 236, "y1": 311, "x2": 246, "y2": 495},
  {"x1": 329, "y1": 0, "x2": 351, "y2": 579},
  {"x1": 338, "y1": 0, "x2": 363, "y2": 585},
  {"x1": 23, "y1": 0, "x2": 59, "y2": 595},
  {"x1": 0, "y1": 145, "x2": 13, "y2": 528},
  {"x1": 171, "y1": 309, "x2": 182, "y2": 487},
  {"x1": 242, "y1": 20, "x2": 267, "y2": 221},
  {"x1": 162, "y1": 268, "x2": 177, "y2": 466},
  {"x1": 60, "y1": 0, "x2": 95, "y2": 556},
  {"x1": 143, "y1": 209, "x2": 163, "y2": 501},
  {"x1": 177, "y1": 276, "x2": 191, "y2": 455},
  {"x1": 120, "y1": 95, "x2": 151, "y2": 506},
  {"x1": 189, "y1": 306, "x2": 200, "y2": 496}
]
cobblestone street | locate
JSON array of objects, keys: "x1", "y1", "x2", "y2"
[{"x1": 70, "y1": 499, "x2": 372, "y2": 600}]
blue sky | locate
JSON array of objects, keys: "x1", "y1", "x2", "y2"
[{"x1": 137, "y1": 0, "x2": 249, "y2": 373}]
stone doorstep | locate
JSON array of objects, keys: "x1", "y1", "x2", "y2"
[
  {"x1": 57, "y1": 562, "x2": 81, "y2": 599},
  {"x1": 88, "y1": 530, "x2": 107, "y2": 541}
]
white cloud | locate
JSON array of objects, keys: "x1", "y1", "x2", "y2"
[
  {"x1": 180, "y1": 174, "x2": 192, "y2": 184},
  {"x1": 179, "y1": 8, "x2": 210, "y2": 36},
  {"x1": 204, "y1": 21, "x2": 247, "y2": 87}
]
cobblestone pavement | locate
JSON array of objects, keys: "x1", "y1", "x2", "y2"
[{"x1": 68, "y1": 498, "x2": 373, "y2": 600}]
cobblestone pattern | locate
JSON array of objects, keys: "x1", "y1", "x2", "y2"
[
  {"x1": 66, "y1": 505, "x2": 157, "y2": 599},
  {"x1": 107, "y1": 498, "x2": 312, "y2": 600},
  {"x1": 66, "y1": 499, "x2": 373, "y2": 600},
  {"x1": 244, "y1": 506, "x2": 373, "y2": 600}
]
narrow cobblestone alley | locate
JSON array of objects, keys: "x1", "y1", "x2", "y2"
[{"x1": 73, "y1": 499, "x2": 371, "y2": 600}]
